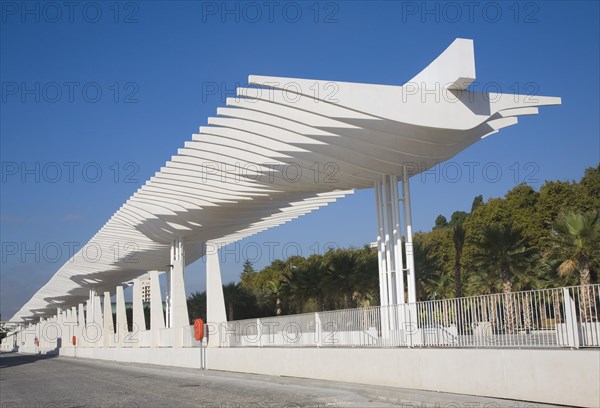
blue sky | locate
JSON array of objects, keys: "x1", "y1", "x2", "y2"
[{"x1": 1, "y1": 1, "x2": 599, "y2": 319}]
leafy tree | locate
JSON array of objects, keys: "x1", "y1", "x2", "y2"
[
  {"x1": 472, "y1": 224, "x2": 536, "y2": 332},
  {"x1": 545, "y1": 212, "x2": 600, "y2": 286},
  {"x1": 240, "y1": 259, "x2": 256, "y2": 286},
  {"x1": 449, "y1": 211, "x2": 468, "y2": 227},
  {"x1": 281, "y1": 254, "x2": 327, "y2": 312},
  {"x1": 472, "y1": 224, "x2": 534, "y2": 294},
  {"x1": 324, "y1": 248, "x2": 360, "y2": 308},
  {"x1": 579, "y1": 165, "x2": 600, "y2": 212},
  {"x1": 434, "y1": 214, "x2": 448, "y2": 229},
  {"x1": 353, "y1": 245, "x2": 379, "y2": 306},
  {"x1": 471, "y1": 195, "x2": 483, "y2": 212},
  {"x1": 452, "y1": 224, "x2": 465, "y2": 298},
  {"x1": 187, "y1": 291, "x2": 206, "y2": 322},
  {"x1": 413, "y1": 236, "x2": 443, "y2": 300},
  {"x1": 222, "y1": 282, "x2": 266, "y2": 321}
]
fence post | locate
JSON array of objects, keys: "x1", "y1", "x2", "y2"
[
  {"x1": 257, "y1": 318, "x2": 262, "y2": 348},
  {"x1": 315, "y1": 313, "x2": 322, "y2": 348},
  {"x1": 563, "y1": 288, "x2": 580, "y2": 348}
]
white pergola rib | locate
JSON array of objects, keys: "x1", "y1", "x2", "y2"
[{"x1": 10, "y1": 38, "x2": 561, "y2": 322}]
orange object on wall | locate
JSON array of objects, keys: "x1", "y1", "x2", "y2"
[{"x1": 193, "y1": 319, "x2": 204, "y2": 341}]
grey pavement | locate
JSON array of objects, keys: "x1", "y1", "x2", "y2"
[{"x1": 0, "y1": 352, "x2": 564, "y2": 408}]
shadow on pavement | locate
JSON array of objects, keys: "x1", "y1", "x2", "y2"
[{"x1": 0, "y1": 352, "x2": 59, "y2": 369}]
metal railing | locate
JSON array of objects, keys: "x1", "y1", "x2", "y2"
[{"x1": 223, "y1": 284, "x2": 600, "y2": 349}]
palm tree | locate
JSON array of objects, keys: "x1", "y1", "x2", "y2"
[
  {"x1": 545, "y1": 212, "x2": 599, "y2": 286},
  {"x1": 187, "y1": 291, "x2": 206, "y2": 324},
  {"x1": 413, "y1": 238, "x2": 441, "y2": 301},
  {"x1": 280, "y1": 255, "x2": 327, "y2": 312},
  {"x1": 353, "y1": 245, "x2": 379, "y2": 307},
  {"x1": 472, "y1": 224, "x2": 534, "y2": 333},
  {"x1": 545, "y1": 211, "x2": 600, "y2": 321},
  {"x1": 324, "y1": 249, "x2": 360, "y2": 308},
  {"x1": 266, "y1": 280, "x2": 282, "y2": 316}
]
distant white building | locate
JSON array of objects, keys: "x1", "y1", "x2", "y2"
[{"x1": 140, "y1": 279, "x2": 151, "y2": 302}]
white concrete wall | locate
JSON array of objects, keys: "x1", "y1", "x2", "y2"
[
  {"x1": 59, "y1": 347, "x2": 204, "y2": 369},
  {"x1": 207, "y1": 347, "x2": 600, "y2": 408},
  {"x1": 44, "y1": 345, "x2": 599, "y2": 407}
]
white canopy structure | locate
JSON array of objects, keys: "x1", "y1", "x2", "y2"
[{"x1": 10, "y1": 38, "x2": 560, "y2": 325}]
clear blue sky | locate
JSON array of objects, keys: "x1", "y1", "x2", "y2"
[{"x1": 1, "y1": 1, "x2": 598, "y2": 319}]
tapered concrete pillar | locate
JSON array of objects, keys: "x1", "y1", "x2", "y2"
[
  {"x1": 93, "y1": 292, "x2": 103, "y2": 348},
  {"x1": 70, "y1": 306, "x2": 78, "y2": 347},
  {"x1": 35, "y1": 321, "x2": 41, "y2": 349},
  {"x1": 116, "y1": 285, "x2": 128, "y2": 347},
  {"x1": 170, "y1": 237, "x2": 189, "y2": 347},
  {"x1": 103, "y1": 291, "x2": 113, "y2": 347},
  {"x1": 206, "y1": 245, "x2": 227, "y2": 347},
  {"x1": 132, "y1": 279, "x2": 146, "y2": 347},
  {"x1": 56, "y1": 308, "x2": 64, "y2": 348},
  {"x1": 38, "y1": 319, "x2": 43, "y2": 348},
  {"x1": 78, "y1": 303, "x2": 85, "y2": 347},
  {"x1": 149, "y1": 270, "x2": 165, "y2": 347},
  {"x1": 61, "y1": 309, "x2": 69, "y2": 348}
]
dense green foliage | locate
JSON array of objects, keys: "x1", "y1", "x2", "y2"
[{"x1": 187, "y1": 166, "x2": 600, "y2": 321}]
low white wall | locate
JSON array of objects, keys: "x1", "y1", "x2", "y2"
[
  {"x1": 207, "y1": 347, "x2": 599, "y2": 407},
  {"x1": 59, "y1": 347, "x2": 204, "y2": 369},
  {"x1": 47, "y1": 346, "x2": 599, "y2": 407}
]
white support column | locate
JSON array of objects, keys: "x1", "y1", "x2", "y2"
[
  {"x1": 103, "y1": 291, "x2": 112, "y2": 347},
  {"x1": 374, "y1": 180, "x2": 388, "y2": 310},
  {"x1": 166, "y1": 243, "x2": 173, "y2": 328},
  {"x1": 149, "y1": 270, "x2": 165, "y2": 347},
  {"x1": 132, "y1": 279, "x2": 146, "y2": 347},
  {"x1": 93, "y1": 290, "x2": 103, "y2": 348},
  {"x1": 70, "y1": 306, "x2": 78, "y2": 347},
  {"x1": 78, "y1": 303, "x2": 85, "y2": 347},
  {"x1": 85, "y1": 293, "x2": 92, "y2": 347},
  {"x1": 390, "y1": 175, "x2": 405, "y2": 305},
  {"x1": 375, "y1": 179, "x2": 391, "y2": 334},
  {"x1": 116, "y1": 285, "x2": 128, "y2": 347},
  {"x1": 86, "y1": 289, "x2": 99, "y2": 347},
  {"x1": 206, "y1": 243, "x2": 227, "y2": 348},
  {"x1": 170, "y1": 237, "x2": 189, "y2": 348},
  {"x1": 35, "y1": 320, "x2": 41, "y2": 350},
  {"x1": 402, "y1": 165, "x2": 417, "y2": 304},
  {"x1": 61, "y1": 309, "x2": 68, "y2": 348},
  {"x1": 381, "y1": 175, "x2": 396, "y2": 307},
  {"x1": 56, "y1": 308, "x2": 63, "y2": 348},
  {"x1": 376, "y1": 173, "x2": 415, "y2": 335}
]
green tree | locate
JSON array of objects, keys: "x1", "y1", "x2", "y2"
[
  {"x1": 413, "y1": 236, "x2": 444, "y2": 300},
  {"x1": 324, "y1": 248, "x2": 360, "y2": 308},
  {"x1": 434, "y1": 215, "x2": 449, "y2": 229},
  {"x1": 281, "y1": 254, "x2": 327, "y2": 312},
  {"x1": 472, "y1": 224, "x2": 535, "y2": 332},
  {"x1": 545, "y1": 212, "x2": 600, "y2": 286},
  {"x1": 353, "y1": 245, "x2": 379, "y2": 306},
  {"x1": 222, "y1": 282, "x2": 264, "y2": 321},
  {"x1": 449, "y1": 211, "x2": 468, "y2": 227},
  {"x1": 187, "y1": 291, "x2": 206, "y2": 323},
  {"x1": 471, "y1": 195, "x2": 483, "y2": 212},
  {"x1": 452, "y1": 224, "x2": 465, "y2": 298}
]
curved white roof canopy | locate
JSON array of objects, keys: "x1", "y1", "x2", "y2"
[{"x1": 10, "y1": 39, "x2": 561, "y2": 322}]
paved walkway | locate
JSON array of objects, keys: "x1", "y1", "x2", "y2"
[{"x1": 0, "y1": 352, "x2": 563, "y2": 408}]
